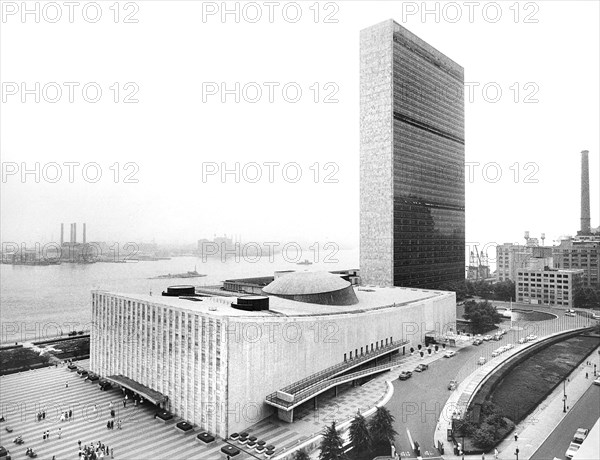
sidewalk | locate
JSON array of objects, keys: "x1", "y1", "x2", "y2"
[{"x1": 495, "y1": 351, "x2": 599, "y2": 460}]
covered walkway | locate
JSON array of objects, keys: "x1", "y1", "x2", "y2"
[{"x1": 105, "y1": 374, "x2": 168, "y2": 407}]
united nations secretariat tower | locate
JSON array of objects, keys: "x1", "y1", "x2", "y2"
[
  {"x1": 90, "y1": 20, "x2": 459, "y2": 441},
  {"x1": 360, "y1": 19, "x2": 465, "y2": 290}
]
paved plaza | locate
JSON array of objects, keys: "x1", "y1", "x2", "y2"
[{"x1": 0, "y1": 358, "x2": 392, "y2": 460}]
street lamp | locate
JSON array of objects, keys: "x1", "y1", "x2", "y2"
[{"x1": 563, "y1": 379, "x2": 567, "y2": 413}]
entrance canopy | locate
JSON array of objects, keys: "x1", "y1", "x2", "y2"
[{"x1": 105, "y1": 374, "x2": 168, "y2": 406}]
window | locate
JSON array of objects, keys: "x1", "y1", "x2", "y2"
[{"x1": 344, "y1": 353, "x2": 347, "y2": 362}]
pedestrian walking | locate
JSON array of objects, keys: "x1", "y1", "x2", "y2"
[
  {"x1": 69, "y1": 409, "x2": 73, "y2": 418},
  {"x1": 42, "y1": 411, "x2": 46, "y2": 419},
  {"x1": 79, "y1": 440, "x2": 82, "y2": 447},
  {"x1": 58, "y1": 427, "x2": 62, "y2": 439},
  {"x1": 122, "y1": 399, "x2": 126, "y2": 408},
  {"x1": 66, "y1": 381, "x2": 69, "y2": 388},
  {"x1": 514, "y1": 433, "x2": 518, "y2": 442},
  {"x1": 482, "y1": 454, "x2": 485, "y2": 460},
  {"x1": 586, "y1": 372, "x2": 588, "y2": 379},
  {"x1": 494, "y1": 448, "x2": 499, "y2": 459},
  {"x1": 111, "y1": 448, "x2": 113, "y2": 459},
  {"x1": 106, "y1": 421, "x2": 110, "y2": 430}
]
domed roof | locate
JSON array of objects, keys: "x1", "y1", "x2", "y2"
[{"x1": 263, "y1": 271, "x2": 351, "y2": 296}]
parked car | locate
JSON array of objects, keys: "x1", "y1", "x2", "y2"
[
  {"x1": 565, "y1": 312, "x2": 576, "y2": 317},
  {"x1": 444, "y1": 351, "x2": 456, "y2": 358},
  {"x1": 414, "y1": 363, "x2": 429, "y2": 372},
  {"x1": 565, "y1": 441, "x2": 581, "y2": 459},
  {"x1": 491, "y1": 350, "x2": 500, "y2": 357},
  {"x1": 448, "y1": 380, "x2": 458, "y2": 390},
  {"x1": 573, "y1": 428, "x2": 589, "y2": 444},
  {"x1": 518, "y1": 338, "x2": 527, "y2": 344},
  {"x1": 505, "y1": 343, "x2": 514, "y2": 350},
  {"x1": 493, "y1": 334, "x2": 502, "y2": 341},
  {"x1": 483, "y1": 335, "x2": 492, "y2": 341},
  {"x1": 398, "y1": 371, "x2": 412, "y2": 381},
  {"x1": 566, "y1": 309, "x2": 576, "y2": 313},
  {"x1": 478, "y1": 357, "x2": 487, "y2": 365},
  {"x1": 593, "y1": 377, "x2": 600, "y2": 386},
  {"x1": 473, "y1": 339, "x2": 483, "y2": 346}
]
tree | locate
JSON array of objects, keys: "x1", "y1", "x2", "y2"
[
  {"x1": 492, "y1": 280, "x2": 516, "y2": 301},
  {"x1": 574, "y1": 286, "x2": 600, "y2": 308},
  {"x1": 439, "y1": 280, "x2": 468, "y2": 301},
  {"x1": 463, "y1": 300, "x2": 502, "y2": 333},
  {"x1": 473, "y1": 423, "x2": 496, "y2": 450},
  {"x1": 349, "y1": 411, "x2": 371, "y2": 456},
  {"x1": 319, "y1": 421, "x2": 346, "y2": 460},
  {"x1": 294, "y1": 449, "x2": 311, "y2": 460},
  {"x1": 369, "y1": 407, "x2": 398, "y2": 446}
]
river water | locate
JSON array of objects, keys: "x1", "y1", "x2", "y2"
[{"x1": 0, "y1": 249, "x2": 359, "y2": 344}]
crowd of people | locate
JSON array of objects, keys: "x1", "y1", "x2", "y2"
[{"x1": 78, "y1": 440, "x2": 114, "y2": 460}]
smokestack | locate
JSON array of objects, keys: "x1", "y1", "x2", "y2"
[
  {"x1": 74, "y1": 223, "x2": 77, "y2": 243},
  {"x1": 60, "y1": 223, "x2": 64, "y2": 245},
  {"x1": 581, "y1": 150, "x2": 591, "y2": 234},
  {"x1": 83, "y1": 223, "x2": 87, "y2": 244},
  {"x1": 70, "y1": 223, "x2": 74, "y2": 244}
]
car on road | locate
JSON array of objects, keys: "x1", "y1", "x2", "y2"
[
  {"x1": 594, "y1": 377, "x2": 600, "y2": 386},
  {"x1": 565, "y1": 312, "x2": 576, "y2": 317},
  {"x1": 444, "y1": 351, "x2": 456, "y2": 358},
  {"x1": 448, "y1": 379, "x2": 458, "y2": 390},
  {"x1": 592, "y1": 313, "x2": 600, "y2": 320},
  {"x1": 398, "y1": 371, "x2": 412, "y2": 380},
  {"x1": 478, "y1": 357, "x2": 486, "y2": 365},
  {"x1": 414, "y1": 363, "x2": 429, "y2": 372},
  {"x1": 483, "y1": 335, "x2": 492, "y2": 341},
  {"x1": 565, "y1": 441, "x2": 581, "y2": 458},
  {"x1": 566, "y1": 309, "x2": 576, "y2": 313},
  {"x1": 573, "y1": 428, "x2": 589, "y2": 444},
  {"x1": 473, "y1": 339, "x2": 483, "y2": 346}
]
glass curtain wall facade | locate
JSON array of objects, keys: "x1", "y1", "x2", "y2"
[{"x1": 361, "y1": 20, "x2": 465, "y2": 289}]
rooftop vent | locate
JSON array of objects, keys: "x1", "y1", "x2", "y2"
[{"x1": 231, "y1": 295, "x2": 270, "y2": 312}]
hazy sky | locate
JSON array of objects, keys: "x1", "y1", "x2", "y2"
[{"x1": 1, "y1": 1, "x2": 599, "y2": 252}]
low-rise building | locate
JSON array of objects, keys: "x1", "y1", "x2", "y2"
[{"x1": 516, "y1": 268, "x2": 584, "y2": 308}]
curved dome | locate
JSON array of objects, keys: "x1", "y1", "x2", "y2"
[{"x1": 262, "y1": 271, "x2": 358, "y2": 306}]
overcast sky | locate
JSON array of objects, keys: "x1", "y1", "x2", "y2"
[{"x1": 1, "y1": 1, "x2": 599, "y2": 253}]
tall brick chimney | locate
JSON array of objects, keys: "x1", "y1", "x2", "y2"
[{"x1": 581, "y1": 150, "x2": 591, "y2": 234}]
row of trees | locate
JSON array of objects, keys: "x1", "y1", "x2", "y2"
[
  {"x1": 293, "y1": 407, "x2": 397, "y2": 460},
  {"x1": 574, "y1": 286, "x2": 600, "y2": 308},
  {"x1": 439, "y1": 280, "x2": 516, "y2": 303}
]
